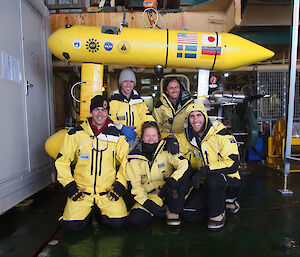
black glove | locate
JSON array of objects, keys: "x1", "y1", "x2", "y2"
[
  {"x1": 64, "y1": 181, "x2": 84, "y2": 201},
  {"x1": 164, "y1": 135, "x2": 179, "y2": 155},
  {"x1": 107, "y1": 182, "x2": 126, "y2": 201},
  {"x1": 165, "y1": 177, "x2": 179, "y2": 189},
  {"x1": 159, "y1": 177, "x2": 179, "y2": 200},
  {"x1": 192, "y1": 166, "x2": 210, "y2": 189},
  {"x1": 107, "y1": 190, "x2": 120, "y2": 201},
  {"x1": 143, "y1": 199, "x2": 166, "y2": 218},
  {"x1": 112, "y1": 181, "x2": 126, "y2": 196}
]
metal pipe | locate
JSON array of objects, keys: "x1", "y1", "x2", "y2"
[
  {"x1": 210, "y1": 91, "x2": 246, "y2": 104},
  {"x1": 196, "y1": 69, "x2": 210, "y2": 102},
  {"x1": 280, "y1": 0, "x2": 299, "y2": 195}
]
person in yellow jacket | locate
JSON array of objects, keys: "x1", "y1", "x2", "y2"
[
  {"x1": 177, "y1": 102, "x2": 242, "y2": 231},
  {"x1": 126, "y1": 121, "x2": 191, "y2": 227},
  {"x1": 109, "y1": 68, "x2": 155, "y2": 139},
  {"x1": 55, "y1": 95, "x2": 129, "y2": 231},
  {"x1": 153, "y1": 77, "x2": 193, "y2": 133}
]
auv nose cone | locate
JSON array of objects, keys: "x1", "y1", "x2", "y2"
[{"x1": 218, "y1": 33, "x2": 275, "y2": 70}]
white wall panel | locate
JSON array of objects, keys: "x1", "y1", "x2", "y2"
[
  {"x1": 0, "y1": 0, "x2": 29, "y2": 183},
  {"x1": 0, "y1": 0, "x2": 54, "y2": 214}
]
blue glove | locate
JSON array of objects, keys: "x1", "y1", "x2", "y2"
[{"x1": 121, "y1": 126, "x2": 137, "y2": 141}]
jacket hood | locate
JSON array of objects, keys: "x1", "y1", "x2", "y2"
[
  {"x1": 163, "y1": 77, "x2": 188, "y2": 92},
  {"x1": 185, "y1": 102, "x2": 227, "y2": 147},
  {"x1": 160, "y1": 90, "x2": 192, "y2": 110},
  {"x1": 185, "y1": 102, "x2": 209, "y2": 131}
]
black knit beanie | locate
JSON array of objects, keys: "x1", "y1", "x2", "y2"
[{"x1": 90, "y1": 95, "x2": 110, "y2": 113}]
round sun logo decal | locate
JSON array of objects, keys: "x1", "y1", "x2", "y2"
[{"x1": 86, "y1": 39, "x2": 100, "y2": 53}]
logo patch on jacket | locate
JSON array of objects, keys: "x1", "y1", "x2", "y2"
[
  {"x1": 194, "y1": 150, "x2": 201, "y2": 158},
  {"x1": 117, "y1": 116, "x2": 126, "y2": 121},
  {"x1": 229, "y1": 138, "x2": 236, "y2": 143},
  {"x1": 80, "y1": 154, "x2": 89, "y2": 160},
  {"x1": 158, "y1": 163, "x2": 165, "y2": 168}
]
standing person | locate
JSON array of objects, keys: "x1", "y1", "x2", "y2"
[
  {"x1": 55, "y1": 95, "x2": 129, "y2": 231},
  {"x1": 109, "y1": 68, "x2": 155, "y2": 139},
  {"x1": 153, "y1": 77, "x2": 193, "y2": 133},
  {"x1": 126, "y1": 121, "x2": 191, "y2": 227},
  {"x1": 177, "y1": 102, "x2": 242, "y2": 230}
]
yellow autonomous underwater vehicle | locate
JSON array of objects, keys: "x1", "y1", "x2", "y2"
[{"x1": 48, "y1": 25, "x2": 274, "y2": 71}]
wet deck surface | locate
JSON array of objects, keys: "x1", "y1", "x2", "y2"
[{"x1": 2, "y1": 162, "x2": 300, "y2": 257}]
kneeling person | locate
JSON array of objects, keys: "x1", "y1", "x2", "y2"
[
  {"x1": 55, "y1": 95, "x2": 129, "y2": 231},
  {"x1": 126, "y1": 121, "x2": 191, "y2": 227},
  {"x1": 178, "y1": 102, "x2": 242, "y2": 230}
]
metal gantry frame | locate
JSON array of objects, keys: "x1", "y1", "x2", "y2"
[{"x1": 279, "y1": 0, "x2": 300, "y2": 195}]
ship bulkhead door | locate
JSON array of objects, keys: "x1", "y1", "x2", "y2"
[{"x1": 21, "y1": 0, "x2": 50, "y2": 172}]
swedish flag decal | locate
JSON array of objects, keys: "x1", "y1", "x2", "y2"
[{"x1": 177, "y1": 44, "x2": 197, "y2": 59}]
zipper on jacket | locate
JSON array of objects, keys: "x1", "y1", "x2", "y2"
[
  {"x1": 163, "y1": 96, "x2": 176, "y2": 133},
  {"x1": 148, "y1": 161, "x2": 152, "y2": 171},
  {"x1": 215, "y1": 148, "x2": 222, "y2": 160},
  {"x1": 112, "y1": 147, "x2": 115, "y2": 169},
  {"x1": 125, "y1": 110, "x2": 129, "y2": 126},
  {"x1": 91, "y1": 144, "x2": 94, "y2": 175},
  {"x1": 98, "y1": 145, "x2": 103, "y2": 176},
  {"x1": 93, "y1": 139, "x2": 99, "y2": 194},
  {"x1": 148, "y1": 142, "x2": 165, "y2": 170},
  {"x1": 128, "y1": 105, "x2": 132, "y2": 126},
  {"x1": 203, "y1": 146, "x2": 209, "y2": 165},
  {"x1": 131, "y1": 107, "x2": 134, "y2": 127}
]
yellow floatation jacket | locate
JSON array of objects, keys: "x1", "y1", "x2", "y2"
[
  {"x1": 153, "y1": 90, "x2": 193, "y2": 133},
  {"x1": 177, "y1": 102, "x2": 241, "y2": 180},
  {"x1": 109, "y1": 89, "x2": 155, "y2": 136},
  {"x1": 55, "y1": 119, "x2": 129, "y2": 195},
  {"x1": 126, "y1": 140, "x2": 189, "y2": 205}
]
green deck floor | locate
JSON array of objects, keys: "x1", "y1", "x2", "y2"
[{"x1": 2, "y1": 162, "x2": 300, "y2": 257}]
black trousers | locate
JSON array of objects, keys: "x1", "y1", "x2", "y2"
[
  {"x1": 182, "y1": 173, "x2": 242, "y2": 221},
  {"x1": 163, "y1": 174, "x2": 192, "y2": 214},
  {"x1": 60, "y1": 205, "x2": 126, "y2": 232},
  {"x1": 127, "y1": 208, "x2": 152, "y2": 227},
  {"x1": 127, "y1": 174, "x2": 192, "y2": 227}
]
